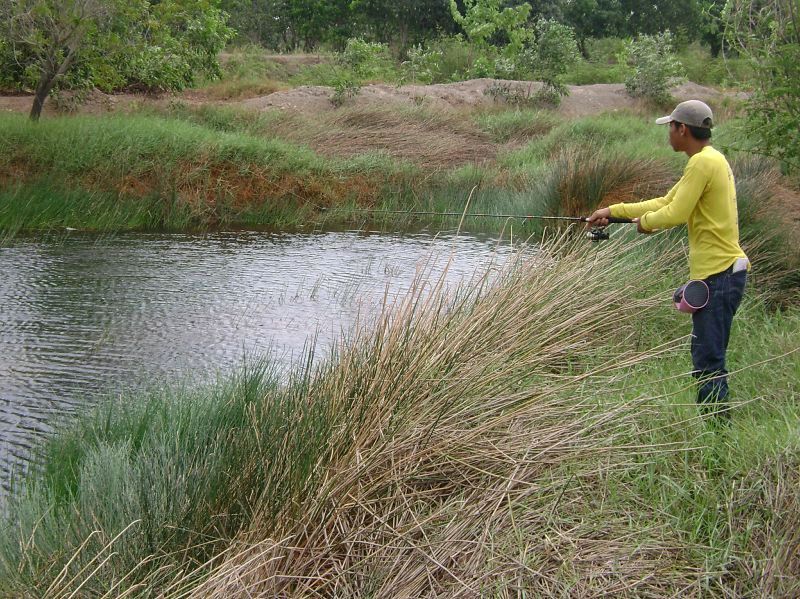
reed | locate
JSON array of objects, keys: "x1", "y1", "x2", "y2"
[{"x1": 1, "y1": 232, "x2": 798, "y2": 596}]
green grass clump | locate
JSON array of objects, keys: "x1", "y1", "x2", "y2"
[
  {"x1": 563, "y1": 60, "x2": 629, "y2": 85},
  {"x1": 473, "y1": 108, "x2": 562, "y2": 143},
  {"x1": 499, "y1": 112, "x2": 675, "y2": 172},
  {"x1": 0, "y1": 182, "x2": 196, "y2": 235},
  {"x1": 0, "y1": 111, "x2": 416, "y2": 232},
  {"x1": 0, "y1": 112, "x2": 323, "y2": 180}
]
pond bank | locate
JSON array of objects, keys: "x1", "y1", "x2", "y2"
[{"x1": 2, "y1": 235, "x2": 798, "y2": 596}]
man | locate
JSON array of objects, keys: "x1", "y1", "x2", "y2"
[{"x1": 587, "y1": 100, "x2": 750, "y2": 419}]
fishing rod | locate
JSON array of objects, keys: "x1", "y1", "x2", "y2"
[{"x1": 323, "y1": 207, "x2": 632, "y2": 241}]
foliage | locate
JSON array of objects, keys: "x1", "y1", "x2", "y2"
[
  {"x1": 327, "y1": 38, "x2": 393, "y2": 106},
  {"x1": 349, "y1": 0, "x2": 454, "y2": 52},
  {"x1": 448, "y1": 0, "x2": 532, "y2": 57},
  {"x1": 562, "y1": 0, "x2": 625, "y2": 56},
  {"x1": 520, "y1": 19, "x2": 580, "y2": 101},
  {"x1": 0, "y1": 0, "x2": 233, "y2": 118},
  {"x1": 223, "y1": 0, "x2": 455, "y2": 52},
  {"x1": 116, "y1": 0, "x2": 234, "y2": 92},
  {"x1": 623, "y1": 31, "x2": 685, "y2": 103},
  {"x1": 337, "y1": 38, "x2": 392, "y2": 79},
  {"x1": 621, "y1": 0, "x2": 704, "y2": 38},
  {"x1": 218, "y1": 0, "x2": 734, "y2": 62},
  {"x1": 403, "y1": 44, "x2": 445, "y2": 83},
  {"x1": 724, "y1": 0, "x2": 800, "y2": 172},
  {"x1": 401, "y1": 35, "x2": 478, "y2": 83},
  {"x1": 330, "y1": 74, "x2": 361, "y2": 107}
]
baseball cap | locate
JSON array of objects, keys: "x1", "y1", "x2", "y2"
[{"x1": 655, "y1": 100, "x2": 713, "y2": 128}]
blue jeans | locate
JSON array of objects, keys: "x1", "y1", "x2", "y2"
[{"x1": 690, "y1": 267, "x2": 747, "y2": 417}]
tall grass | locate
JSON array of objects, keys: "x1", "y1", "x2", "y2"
[
  {"x1": 0, "y1": 112, "x2": 412, "y2": 231},
  {"x1": 2, "y1": 231, "x2": 798, "y2": 596}
]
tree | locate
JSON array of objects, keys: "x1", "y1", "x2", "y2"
[
  {"x1": 561, "y1": 0, "x2": 624, "y2": 57},
  {"x1": 619, "y1": 0, "x2": 703, "y2": 39},
  {"x1": 350, "y1": 0, "x2": 454, "y2": 53},
  {"x1": 1, "y1": 0, "x2": 125, "y2": 120},
  {"x1": 699, "y1": 0, "x2": 725, "y2": 57},
  {"x1": 725, "y1": 0, "x2": 800, "y2": 170},
  {"x1": 0, "y1": 0, "x2": 233, "y2": 120},
  {"x1": 520, "y1": 18, "x2": 579, "y2": 102},
  {"x1": 449, "y1": 0, "x2": 532, "y2": 56}
]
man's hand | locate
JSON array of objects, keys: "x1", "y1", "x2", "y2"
[
  {"x1": 633, "y1": 217, "x2": 654, "y2": 235},
  {"x1": 585, "y1": 207, "x2": 611, "y2": 227}
]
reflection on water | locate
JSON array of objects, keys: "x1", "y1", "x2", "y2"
[{"x1": 0, "y1": 229, "x2": 514, "y2": 481}]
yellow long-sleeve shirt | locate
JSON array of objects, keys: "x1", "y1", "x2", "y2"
[{"x1": 609, "y1": 145, "x2": 748, "y2": 280}]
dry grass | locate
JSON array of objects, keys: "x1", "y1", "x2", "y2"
[
  {"x1": 194, "y1": 79, "x2": 289, "y2": 101},
  {"x1": 136, "y1": 234, "x2": 703, "y2": 598},
  {"x1": 261, "y1": 105, "x2": 499, "y2": 170},
  {"x1": 533, "y1": 147, "x2": 674, "y2": 217},
  {"x1": 728, "y1": 452, "x2": 800, "y2": 597}
]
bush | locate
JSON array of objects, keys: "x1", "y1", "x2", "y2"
[
  {"x1": 403, "y1": 35, "x2": 500, "y2": 83},
  {"x1": 623, "y1": 31, "x2": 685, "y2": 104},
  {"x1": 326, "y1": 38, "x2": 396, "y2": 106},
  {"x1": 519, "y1": 19, "x2": 580, "y2": 103},
  {"x1": 330, "y1": 74, "x2": 361, "y2": 107},
  {"x1": 403, "y1": 44, "x2": 444, "y2": 84},
  {"x1": 725, "y1": 0, "x2": 800, "y2": 172},
  {"x1": 337, "y1": 38, "x2": 393, "y2": 80}
]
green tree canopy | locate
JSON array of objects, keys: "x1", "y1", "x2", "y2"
[
  {"x1": 725, "y1": 0, "x2": 800, "y2": 170},
  {"x1": 0, "y1": 0, "x2": 233, "y2": 120}
]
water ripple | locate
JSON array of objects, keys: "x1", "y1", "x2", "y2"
[{"x1": 0, "y1": 229, "x2": 513, "y2": 484}]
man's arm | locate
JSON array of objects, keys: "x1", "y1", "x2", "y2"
[
  {"x1": 586, "y1": 186, "x2": 675, "y2": 226},
  {"x1": 639, "y1": 161, "x2": 707, "y2": 231},
  {"x1": 609, "y1": 191, "x2": 674, "y2": 219}
]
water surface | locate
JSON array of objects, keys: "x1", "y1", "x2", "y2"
[{"x1": 0, "y1": 229, "x2": 514, "y2": 480}]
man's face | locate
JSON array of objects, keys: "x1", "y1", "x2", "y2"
[{"x1": 668, "y1": 121, "x2": 684, "y2": 152}]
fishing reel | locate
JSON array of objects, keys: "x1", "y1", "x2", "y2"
[{"x1": 586, "y1": 227, "x2": 610, "y2": 242}]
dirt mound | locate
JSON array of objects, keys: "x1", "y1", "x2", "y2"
[
  {"x1": 238, "y1": 79, "x2": 741, "y2": 117},
  {"x1": 1, "y1": 79, "x2": 741, "y2": 121},
  {"x1": 309, "y1": 107, "x2": 497, "y2": 169}
]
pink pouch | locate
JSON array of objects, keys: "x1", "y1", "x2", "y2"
[{"x1": 673, "y1": 280, "x2": 709, "y2": 314}]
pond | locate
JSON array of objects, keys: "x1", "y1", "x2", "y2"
[{"x1": 0, "y1": 228, "x2": 515, "y2": 483}]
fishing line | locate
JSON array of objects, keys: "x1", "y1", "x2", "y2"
[{"x1": 320, "y1": 207, "x2": 633, "y2": 241}]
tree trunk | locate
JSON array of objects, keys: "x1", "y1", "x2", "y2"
[
  {"x1": 29, "y1": 46, "x2": 79, "y2": 121},
  {"x1": 29, "y1": 71, "x2": 57, "y2": 121},
  {"x1": 578, "y1": 37, "x2": 589, "y2": 60}
]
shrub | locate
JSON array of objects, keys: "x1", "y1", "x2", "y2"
[
  {"x1": 519, "y1": 19, "x2": 580, "y2": 104},
  {"x1": 330, "y1": 74, "x2": 361, "y2": 107},
  {"x1": 623, "y1": 31, "x2": 685, "y2": 104},
  {"x1": 403, "y1": 44, "x2": 444, "y2": 83},
  {"x1": 337, "y1": 38, "x2": 392, "y2": 80},
  {"x1": 725, "y1": 0, "x2": 800, "y2": 172}
]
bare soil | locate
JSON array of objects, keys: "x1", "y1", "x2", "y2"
[
  {"x1": 0, "y1": 79, "x2": 741, "y2": 120},
  {"x1": 236, "y1": 79, "x2": 741, "y2": 116}
]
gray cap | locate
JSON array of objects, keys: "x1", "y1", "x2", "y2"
[{"x1": 655, "y1": 100, "x2": 713, "y2": 128}]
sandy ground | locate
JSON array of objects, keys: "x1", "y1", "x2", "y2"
[
  {"x1": 238, "y1": 79, "x2": 741, "y2": 116},
  {"x1": 0, "y1": 79, "x2": 742, "y2": 119}
]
